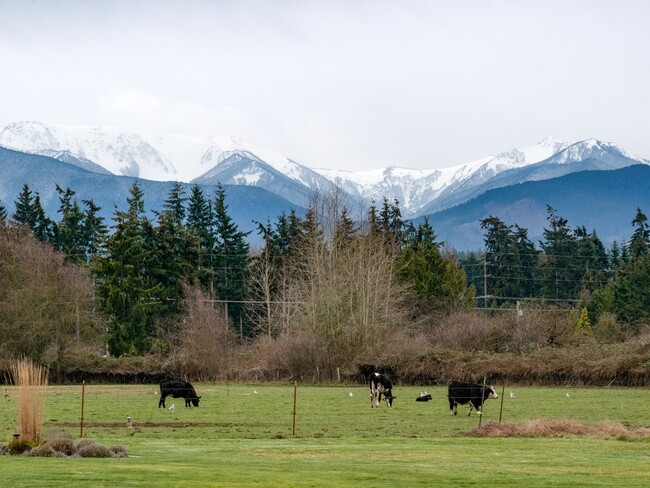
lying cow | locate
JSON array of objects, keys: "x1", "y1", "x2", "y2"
[
  {"x1": 369, "y1": 372, "x2": 396, "y2": 408},
  {"x1": 158, "y1": 380, "x2": 201, "y2": 408},
  {"x1": 448, "y1": 381, "x2": 498, "y2": 416}
]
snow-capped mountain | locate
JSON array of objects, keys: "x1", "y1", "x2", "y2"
[
  {"x1": 1, "y1": 121, "x2": 648, "y2": 218},
  {"x1": 316, "y1": 137, "x2": 569, "y2": 215},
  {"x1": 0, "y1": 121, "x2": 176, "y2": 180}
]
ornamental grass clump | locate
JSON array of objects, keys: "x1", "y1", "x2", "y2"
[{"x1": 10, "y1": 358, "x2": 48, "y2": 445}]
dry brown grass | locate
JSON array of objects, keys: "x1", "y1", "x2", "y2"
[
  {"x1": 10, "y1": 358, "x2": 48, "y2": 444},
  {"x1": 467, "y1": 418, "x2": 650, "y2": 438}
]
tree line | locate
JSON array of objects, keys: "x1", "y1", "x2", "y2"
[
  {"x1": 461, "y1": 205, "x2": 650, "y2": 332},
  {"x1": 1, "y1": 182, "x2": 649, "y2": 375}
]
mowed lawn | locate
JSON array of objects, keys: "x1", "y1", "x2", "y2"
[{"x1": 1, "y1": 383, "x2": 649, "y2": 487}]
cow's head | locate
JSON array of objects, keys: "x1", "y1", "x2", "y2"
[
  {"x1": 191, "y1": 396, "x2": 201, "y2": 407},
  {"x1": 385, "y1": 393, "x2": 396, "y2": 407},
  {"x1": 486, "y1": 386, "x2": 498, "y2": 400}
]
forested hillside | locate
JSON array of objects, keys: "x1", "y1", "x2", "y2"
[{"x1": 1, "y1": 182, "x2": 650, "y2": 385}]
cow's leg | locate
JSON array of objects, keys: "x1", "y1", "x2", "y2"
[
  {"x1": 476, "y1": 403, "x2": 483, "y2": 416},
  {"x1": 159, "y1": 395, "x2": 166, "y2": 408},
  {"x1": 449, "y1": 398, "x2": 455, "y2": 415},
  {"x1": 467, "y1": 401, "x2": 474, "y2": 416}
]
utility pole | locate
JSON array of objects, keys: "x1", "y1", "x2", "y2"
[{"x1": 483, "y1": 252, "x2": 488, "y2": 309}]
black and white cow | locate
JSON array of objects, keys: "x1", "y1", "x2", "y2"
[
  {"x1": 369, "y1": 372, "x2": 396, "y2": 408},
  {"x1": 158, "y1": 380, "x2": 201, "y2": 408},
  {"x1": 448, "y1": 381, "x2": 498, "y2": 416}
]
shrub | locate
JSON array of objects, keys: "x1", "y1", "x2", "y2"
[
  {"x1": 6, "y1": 438, "x2": 36, "y2": 455},
  {"x1": 109, "y1": 445, "x2": 128, "y2": 458},
  {"x1": 76, "y1": 442, "x2": 112, "y2": 458},
  {"x1": 24, "y1": 444, "x2": 54, "y2": 457},
  {"x1": 46, "y1": 435, "x2": 75, "y2": 456}
]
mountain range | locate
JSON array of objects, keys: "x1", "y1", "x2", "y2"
[{"x1": 1, "y1": 121, "x2": 649, "y2": 250}]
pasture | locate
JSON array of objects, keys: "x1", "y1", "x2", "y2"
[{"x1": 1, "y1": 383, "x2": 649, "y2": 487}]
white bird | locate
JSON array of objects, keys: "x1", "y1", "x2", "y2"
[
  {"x1": 349, "y1": 392, "x2": 354, "y2": 397},
  {"x1": 566, "y1": 393, "x2": 571, "y2": 398},
  {"x1": 154, "y1": 391, "x2": 158, "y2": 395},
  {"x1": 253, "y1": 390, "x2": 258, "y2": 394},
  {"x1": 510, "y1": 391, "x2": 516, "y2": 399},
  {"x1": 169, "y1": 404, "x2": 175, "y2": 410}
]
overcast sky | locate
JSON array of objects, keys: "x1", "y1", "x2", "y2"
[{"x1": 1, "y1": 0, "x2": 649, "y2": 171}]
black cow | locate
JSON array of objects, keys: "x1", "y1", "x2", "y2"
[
  {"x1": 158, "y1": 380, "x2": 201, "y2": 408},
  {"x1": 448, "y1": 381, "x2": 498, "y2": 416},
  {"x1": 369, "y1": 372, "x2": 396, "y2": 408}
]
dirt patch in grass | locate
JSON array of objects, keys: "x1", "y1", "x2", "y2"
[
  {"x1": 465, "y1": 419, "x2": 650, "y2": 438},
  {"x1": 49, "y1": 422, "x2": 225, "y2": 428}
]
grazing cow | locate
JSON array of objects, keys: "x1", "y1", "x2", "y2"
[
  {"x1": 448, "y1": 381, "x2": 498, "y2": 416},
  {"x1": 158, "y1": 380, "x2": 201, "y2": 408},
  {"x1": 369, "y1": 372, "x2": 396, "y2": 408}
]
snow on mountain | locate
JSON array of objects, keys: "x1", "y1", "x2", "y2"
[
  {"x1": 543, "y1": 138, "x2": 647, "y2": 166},
  {"x1": 0, "y1": 121, "x2": 176, "y2": 180},
  {"x1": 2, "y1": 120, "x2": 647, "y2": 219},
  {"x1": 315, "y1": 137, "x2": 569, "y2": 215}
]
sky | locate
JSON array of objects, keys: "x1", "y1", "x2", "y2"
[{"x1": 1, "y1": 0, "x2": 649, "y2": 171}]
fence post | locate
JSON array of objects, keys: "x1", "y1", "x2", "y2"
[
  {"x1": 292, "y1": 381, "x2": 297, "y2": 437},
  {"x1": 80, "y1": 381, "x2": 85, "y2": 438}
]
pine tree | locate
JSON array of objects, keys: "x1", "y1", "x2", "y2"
[
  {"x1": 55, "y1": 185, "x2": 87, "y2": 262},
  {"x1": 212, "y1": 184, "x2": 250, "y2": 334},
  {"x1": 574, "y1": 226, "x2": 609, "y2": 295},
  {"x1": 186, "y1": 185, "x2": 215, "y2": 287},
  {"x1": 12, "y1": 184, "x2": 34, "y2": 226},
  {"x1": 81, "y1": 198, "x2": 108, "y2": 262},
  {"x1": 480, "y1": 216, "x2": 518, "y2": 302},
  {"x1": 31, "y1": 193, "x2": 56, "y2": 244},
  {"x1": 613, "y1": 254, "x2": 650, "y2": 332},
  {"x1": 333, "y1": 206, "x2": 356, "y2": 251},
  {"x1": 397, "y1": 220, "x2": 474, "y2": 314},
  {"x1": 629, "y1": 207, "x2": 650, "y2": 259},
  {"x1": 540, "y1": 206, "x2": 579, "y2": 300},
  {"x1": 512, "y1": 225, "x2": 540, "y2": 297},
  {"x1": 94, "y1": 182, "x2": 159, "y2": 356}
]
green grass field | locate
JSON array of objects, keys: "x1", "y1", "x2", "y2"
[{"x1": 1, "y1": 383, "x2": 649, "y2": 487}]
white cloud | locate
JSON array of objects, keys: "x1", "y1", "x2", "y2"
[
  {"x1": 1, "y1": 1, "x2": 649, "y2": 170},
  {"x1": 98, "y1": 90, "x2": 246, "y2": 139}
]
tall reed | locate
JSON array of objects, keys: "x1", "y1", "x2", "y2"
[{"x1": 10, "y1": 358, "x2": 48, "y2": 444}]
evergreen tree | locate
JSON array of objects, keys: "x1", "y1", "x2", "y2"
[
  {"x1": 333, "y1": 206, "x2": 356, "y2": 251},
  {"x1": 55, "y1": 185, "x2": 87, "y2": 262},
  {"x1": 12, "y1": 184, "x2": 34, "y2": 227},
  {"x1": 609, "y1": 241, "x2": 622, "y2": 270},
  {"x1": 94, "y1": 182, "x2": 159, "y2": 356},
  {"x1": 397, "y1": 223, "x2": 474, "y2": 313},
  {"x1": 574, "y1": 226, "x2": 609, "y2": 294},
  {"x1": 629, "y1": 207, "x2": 650, "y2": 259},
  {"x1": 612, "y1": 254, "x2": 650, "y2": 332},
  {"x1": 459, "y1": 251, "x2": 484, "y2": 298},
  {"x1": 81, "y1": 199, "x2": 108, "y2": 262},
  {"x1": 540, "y1": 206, "x2": 579, "y2": 300},
  {"x1": 162, "y1": 182, "x2": 187, "y2": 226},
  {"x1": 186, "y1": 185, "x2": 215, "y2": 287},
  {"x1": 367, "y1": 200, "x2": 380, "y2": 237},
  {"x1": 0, "y1": 202, "x2": 6, "y2": 224},
  {"x1": 31, "y1": 193, "x2": 56, "y2": 244},
  {"x1": 512, "y1": 225, "x2": 540, "y2": 297},
  {"x1": 480, "y1": 216, "x2": 519, "y2": 302},
  {"x1": 212, "y1": 184, "x2": 250, "y2": 334}
]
